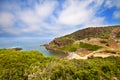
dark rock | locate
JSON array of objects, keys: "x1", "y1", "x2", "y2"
[
  {"x1": 9, "y1": 47, "x2": 22, "y2": 51},
  {"x1": 45, "y1": 45, "x2": 68, "y2": 55}
]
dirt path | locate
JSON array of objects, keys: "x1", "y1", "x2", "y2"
[
  {"x1": 66, "y1": 49, "x2": 120, "y2": 59},
  {"x1": 66, "y1": 52, "x2": 87, "y2": 59}
]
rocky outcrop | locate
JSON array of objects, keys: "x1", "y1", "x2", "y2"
[
  {"x1": 44, "y1": 45, "x2": 68, "y2": 55},
  {"x1": 50, "y1": 37, "x2": 74, "y2": 47},
  {"x1": 9, "y1": 47, "x2": 22, "y2": 51}
]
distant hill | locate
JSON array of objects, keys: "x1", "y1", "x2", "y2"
[
  {"x1": 65, "y1": 26, "x2": 112, "y2": 39},
  {"x1": 50, "y1": 25, "x2": 120, "y2": 47}
]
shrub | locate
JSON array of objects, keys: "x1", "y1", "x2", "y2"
[
  {"x1": 103, "y1": 50, "x2": 116, "y2": 54},
  {"x1": 100, "y1": 40, "x2": 107, "y2": 44},
  {"x1": 0, "y1": 49, "x2": 120, "y2": 80},
  {"x1": 79, "y1": 42, "x2": 103, "y2": 51},
  {"x1": 60, "y1": 42, "x2": 102, "y2": 52}
]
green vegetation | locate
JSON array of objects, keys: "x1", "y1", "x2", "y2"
[
  {"x1": 103, "y1": 50, "x2": 116, "y2": 54},
  {"x1": 116, "y1": 35, "x2": 120, "y2": 38},
  {"x1": 60, "y1": 42, "x2": 102, "y2": 52},
  {"x1": 50, "y1": 37, "x2": 74, "y2": 47},
  {"x1": 100, "y1": 40, "x2": 107, "y2": 44},
  {"x1": 116, "y1": 32, "x2": 120, "y2": 38},
  {"x1": 0, "y1": 49, "x2": 44, "y2": 80},
  {"x1": 79, "y1": 42, "x2": 103, "y2": 51},
  {"x1": 48, "y1": 26, "x2": 120, "y2": 54},
  {"x1": 63, "y1": 26, "x2": 115, "y2": 40},
  {"x1": 0, "y1": 49, "x2": 120, "y2": 80},
  {"x1": 50, "y1": 26, "x2": 120, "y2": 50},
  {"x1": 100, "y1": 33, "x2": 110, "y2": 39},
  {"x1": 60, "y1": 44, "x2": 79, "y2": 52}
]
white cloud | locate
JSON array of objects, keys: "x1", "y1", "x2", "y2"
[
  {"x1": 18, "y1": 10, "x2": 41, "y2": 25},
  {"x1": 0, "y1": 12, "x2": 22, "y2": 35},
  {"x1": 57, "y1": 0, "x2": 105, "y2": 26},
  {"x1": 15, "y1": 0, "x2": 58, "y2": 34},
  {"x1": 84, "y1": 17, "x2": 105, "y2": 27},
  {"x1": 105, "y1": 0, "x2": 113, "y2": 8},
  {"x1": 113, "y1": 10, "x2": 120, "y2": 19},
  {"x1": 105, "y1": 0, "x2": 120, "y2": 9},
  {"x1": 0, "y1": 12, "x2": 14, "y2": 27},
  {"x1": 0, "y1": 0, "x2": 105, "y2": 36},
  {"x1": 35, "y1": 1, "x2": 57, "y2": 19},
  {"x1": 0, "y1": 0, "x2": 119, "y2": 37}
]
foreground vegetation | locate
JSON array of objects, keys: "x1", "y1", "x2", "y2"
[{"x1": 0, "y1": 49, "x2": 120, "y2": 80}]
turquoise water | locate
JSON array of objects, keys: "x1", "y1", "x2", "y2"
[{"x1": 0, "y1": 38, "x2": 66, "y2": 57}]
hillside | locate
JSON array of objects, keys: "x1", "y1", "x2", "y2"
[
  {"x1": 45, "y1": 25, "x2": 120, "y2": 59},
  {"x1": 0, "y1": 49, "x2": 120, "y2": 80}
]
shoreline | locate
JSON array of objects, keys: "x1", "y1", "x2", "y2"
[
  {"x1": 44, "y1": 45, "x2": 120, "y2": 59},
  {"x1": 44, "y1": 44, "x2": 88, "y2": 59},
  {"x1": 44, "y1": 44, "x2": 69, "y2": 55}
]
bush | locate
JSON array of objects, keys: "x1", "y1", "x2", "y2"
[
  {"x1": 100, "y1": 40, "x2": 107, "y2": 44},
  {"x1": 103, "y1": 50, "x2": 116, "y2": 54},
  {"x1": 60, "y1": 42, "x2": 102, "y2": 52},
  {"x1": 79, "y1": 42, "x2": 103, "y2": 51},
  {"x1": 0, "y1": 49, "x2": 120, "y2": 80}
]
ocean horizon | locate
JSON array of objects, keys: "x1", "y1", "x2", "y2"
[{"x1": 0, "y1": 37, "x2": 66, "y2": 57}]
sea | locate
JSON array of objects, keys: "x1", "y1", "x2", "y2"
[{"x1": 0, "y1": 37, "x2": 66, "y2": 57}]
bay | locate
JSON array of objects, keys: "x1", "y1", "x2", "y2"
[{"x1": 0, "y1": 37, "x2": 66, "y2": 57}]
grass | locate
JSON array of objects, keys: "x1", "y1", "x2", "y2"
[
  {"x1": 79, "y1": 42, "x2": 103, "y2": 51},
  {"x1": 100, "y1": 40, "x2": 107, "y2": 44},
  {"x1": 60, "y1": 42, "x2": 102, "y2": 52},
  {"x1": 100, "y1": 33, "x2": 110, "y2": 39},
  {"x1": 103, "y1": 50, "x2": 116, "y2": 54},
  {"x1": 116, "y1": 35, "x2": 120, "y2": 38},
  {"x1": 60, "y1": 44, "x2": 79, "y2": 52}
]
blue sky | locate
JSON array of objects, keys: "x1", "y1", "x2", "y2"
[{"x1": 0, "y1": 0, "x2": 120, "y2": 38}]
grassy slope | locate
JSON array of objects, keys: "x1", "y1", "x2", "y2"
[
  {"x1": 0, "y1": 49, "x2": 120, "y2": 80},
  {"x1": 64, "y1": 25, "x2": 119, "y2": 40},
  {"x1": 50, "y1": 26, "x2": 120, "y2": 46},
  {"x1": 59, "y1": 42, "x2": 103, "y2": 52}
]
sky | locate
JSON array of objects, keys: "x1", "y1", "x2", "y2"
[{"x1": 0, "y1": 0, "x2": 120, "y2": 38}]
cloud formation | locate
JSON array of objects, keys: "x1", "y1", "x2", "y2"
[
  {"x1": 0, "y1": 0, "x2": 120, "y2": 38},
  {"x1": 58, "y1": 0, "x2": 104, "y2": 26}
]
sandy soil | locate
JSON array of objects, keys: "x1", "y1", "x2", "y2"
[
  {"x1": 66, "y1": 49, "x2": 120, "y2": 59},
  {"x1": 66, "y1": 52, "x2": 87, "y2": 59}
]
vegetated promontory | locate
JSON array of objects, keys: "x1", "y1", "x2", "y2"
[{"x1": 45, "y1": 25, "x2": 120, "y2": 59}]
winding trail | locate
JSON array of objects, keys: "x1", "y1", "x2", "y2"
[
  {"x1": 66, "y1": 49, "x2": 120, "y2": 59},
  {"x1": 66, "y1": 52, "x2": 87, "y2": 59}
]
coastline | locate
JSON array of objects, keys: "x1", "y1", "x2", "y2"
[
  {"x1": 44, "y1": 44, "x2": 68, "y2": 55},
  {"x1": 44, "y1": 44, "x2": 120, "y2": 59},
  {"x1": 44, "y1": 44, "x2": 86, "y2": 59}
]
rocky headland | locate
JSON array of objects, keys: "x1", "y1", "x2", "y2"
[{"x1": 45, "y1": 25, "x2": 120, "y2": 59}]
